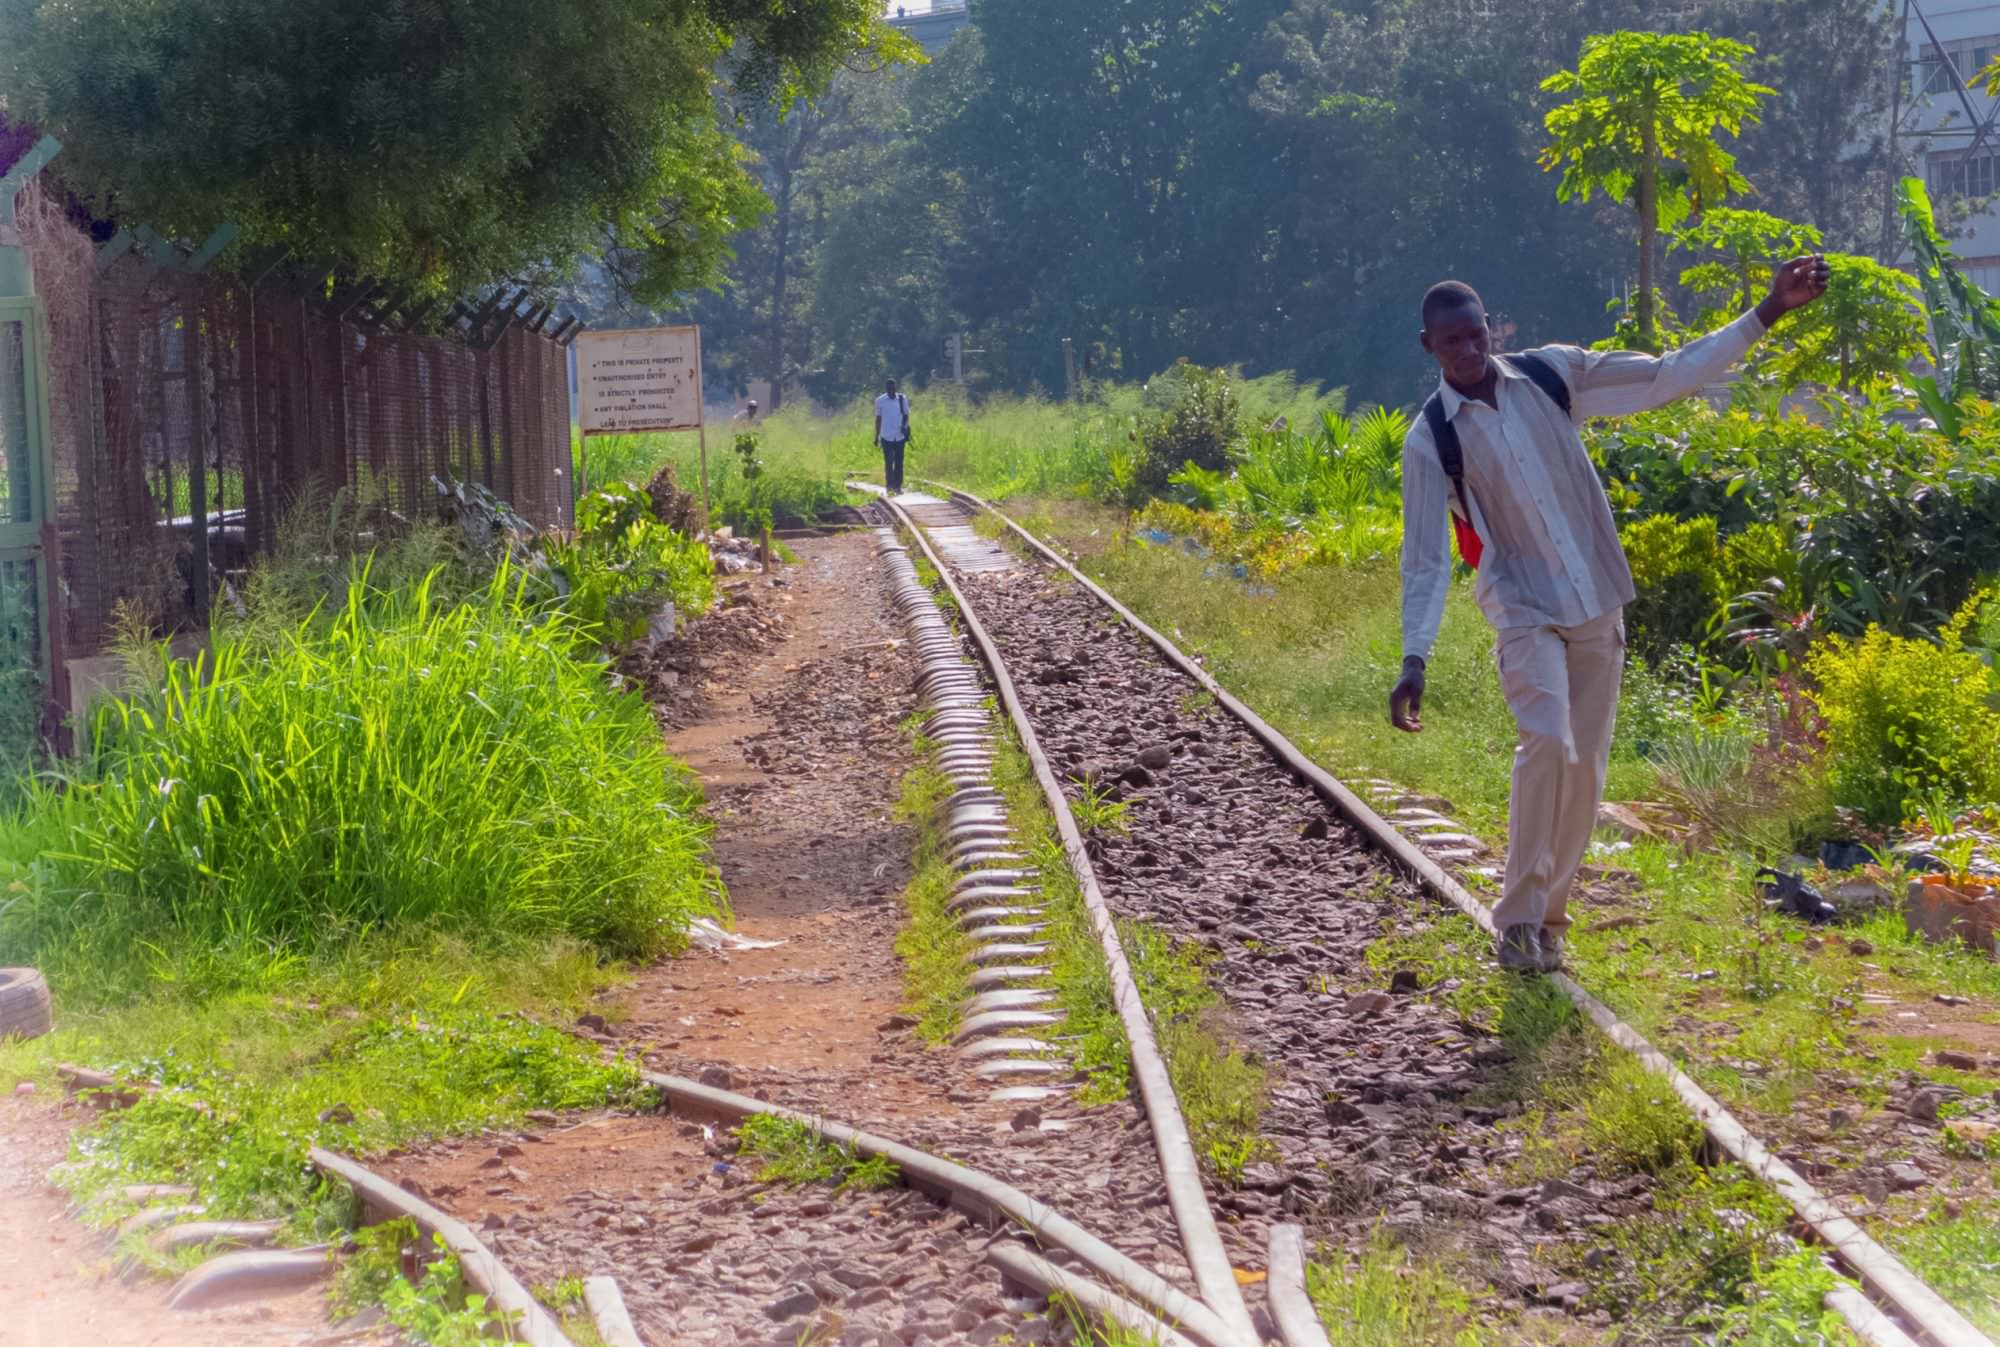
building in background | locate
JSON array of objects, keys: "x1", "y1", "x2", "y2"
[
  {"x1": 1900, "y1": 0, "x2": 2000, "y2": 288},
  {"x1": 885, "y1": 1, "x2": 970, "y2": 54}
]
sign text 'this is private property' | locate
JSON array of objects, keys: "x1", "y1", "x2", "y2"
[{"x1": 575, "y1": 326, "x2": 705, "y2": 435}]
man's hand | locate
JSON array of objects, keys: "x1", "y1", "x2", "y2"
[
  {"x1": 1389, "y1": 656, "x2": 1426, "y2": 733},
  {"x1": 1756, "y1": 255, "x2": 1831, "y2": 327}
]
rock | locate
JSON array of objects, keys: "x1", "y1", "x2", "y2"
[
  {"x1": 877, "y1": 1014, "x2": 919, "y2": 1032},
  {"x1": 1885, "y1": 1162, "x2": 1930, "y2": 1192},
  {"x1": 525, "y1": 1110, "x2": 560, "y2": 1126},
  {"x1": 1119, "y1": 764, "x2": 1154, "y2": 788},
  {"x1": 767, "y1": 1288, "x2": 820, "y2": 1322},
  {"x1": 1544, "y1": 1281, "x2": 1590, "y2": 1307},
  {"x1": 1935, "y1": 1050, "x2": 1979, "y2": 1071},
  {"x1": 1343, "y1": 991, "x2": 1392, "y2": 1017},
  {"x1": 1907, "y1": 1089, "x2": 1943, "y2": 1123},
  {"x1": 1827, "y1": 1108, "x2": 1855, "y2": 1131},
  {"x1": 1827, "y1": 877, "x2": 1896, "y2": 921},
  {"x1": 1847, "y1": 938, "x2": 1875, "y2": 956},
  {"x1": 1594, "y1": 803, "x2": 1656, "y2": 842},
  {"x1": 1009, "y1": 1106, "x2": 1042, "y2": 1133},
  {"x1": 12, "y1": 1081, "x2": 32, "y2": 1096},
  {"x1": 699, "y1": 1065, "x2": 741, "y2": 1090},
  {"x1": 1135, "y1": 744, "x2": 1172, "y2": 771},
  {"x1": 481, "y1": 1213, "x2": 505, "y2": 1231},
  {"x1": 576, "y1": 1012, "x2": 610, "y2": 1034}
]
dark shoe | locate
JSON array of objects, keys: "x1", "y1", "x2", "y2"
[
  {"x1": 1496, "y1": 923, "x2": 1541, "y2": 972},
  {"x1": 1537, "y1": 927, "x2": 1567, "y2": 973}
]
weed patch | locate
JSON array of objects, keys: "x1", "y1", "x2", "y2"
[
  {"x1": 892, "y1": 754, "x2": 973, "y2": 1043},
  {"x1": 735, "y1": 1115, "x2": 899, "y2": 1192},
  {"x1": 0, "y1": 568, "x2": 721, "y2": 999},
  {"x1": 336, "y1": 1219, "x2": 522, "y2": 1346},
  {"x1": 1305, "y1": 1235, "x2": 1483, "y2": 1347}
]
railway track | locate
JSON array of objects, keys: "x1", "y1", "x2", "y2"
[
  {"x1": 36, "y1": 500, "x2": 1991, "y2": 1347},
  {"x1": 870, "y1": 484, "x2": 1995, "y2": 1347}
]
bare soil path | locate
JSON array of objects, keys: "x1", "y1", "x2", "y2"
[
  {"x1": 0, "y1": 1098, "x2": 349, "y2": 1347},
  {"x1": 388, "y1": 534, "x2": 1189, "y2": 1347}
]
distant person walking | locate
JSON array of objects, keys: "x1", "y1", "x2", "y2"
[
  {"x1": 874, "y1": 379, "x2": 912, "y2": 494},
  {"x1": 734, "y1": 398, "x2": 759, "y2": 425},
  {"x1": 1389, "y1": 257, "x2": 1829, "y2": 973}
]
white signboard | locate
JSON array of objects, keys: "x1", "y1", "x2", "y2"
[{"x1": 575, "y1": 326, "x2": 704, "y2": 435}]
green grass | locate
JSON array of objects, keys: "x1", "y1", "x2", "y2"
[
  {"x1": 1887, "y1": 1212, "x2": 2000, "y2": 1334},
  {"x1": 0, "y1": 565, "x2": 722, "y2": 999},
  {"x1": 0, "y1": 933, "x2": 637, "y2": 1230},
  {"x1": 337, "y1": 1218, "x2": 525, "y2": 1346},
  {"x1": 1306, "y1": 1236, "x2": 1485, "y2": 1347},
  {"x1": 734, "y1": 1114, "x2": 899, "y2": 1192},
  {"x1": 892, "y1": 749, "x2": 974, "y2": 1043}
]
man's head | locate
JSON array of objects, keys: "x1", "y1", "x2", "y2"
[
  {"x1": 885, "y1": 378, "x2": 898, "y2": 395},
  {"x1": 747, "y1": 399, "x2": 758, "y2": 415},
  {"x1": 1419, "y1": 280, "x2": 1491, "y2": 388}
]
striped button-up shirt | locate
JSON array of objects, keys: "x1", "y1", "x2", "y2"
[{"x1": 1399, "y1": 310, "x2": 1767, "y2": 662}]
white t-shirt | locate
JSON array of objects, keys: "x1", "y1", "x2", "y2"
[{"x1": 875, "y1": 392, "x2": 910, "y2": 440}]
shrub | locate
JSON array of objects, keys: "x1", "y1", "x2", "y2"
[
  {"x1": 1806, "y1": 593, "x2": 2000, "y2": 826},
  {"x1": 542, "y1": 481, "x2": 717, "y2": 645},
  {"x1": 1133, "y1": 362, "x2": 1243, "y2": 502},
  {"x1": 0, "y1": 566, "x2": 721, "y2": 993},
  {"x1": 1622, "y1": 515, "x2": 1728, "y2": 664}
]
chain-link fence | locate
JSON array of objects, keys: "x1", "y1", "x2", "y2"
[{"x1": 10, "y1": 198, "x2": 580, "y2": 761}]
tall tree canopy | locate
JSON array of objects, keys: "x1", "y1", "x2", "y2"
[{"x1": 0, "y1": 0, "x2": 896, "y2": 297}]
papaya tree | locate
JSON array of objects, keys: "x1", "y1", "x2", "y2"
[{"x1": 1541, "y1": 31, "x2": 1772, "y2": 350}]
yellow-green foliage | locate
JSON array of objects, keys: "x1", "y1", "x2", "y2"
[
  {"x1": 1807, "y1": 593, "x2": 2000, "y2": 825},
  {"x1": 1621, "y1": 514, "x2": 1728, "y2": 662}
]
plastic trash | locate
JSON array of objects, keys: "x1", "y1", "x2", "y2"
[{"x1": 1755, "y1": 867, "x2": 1839, "y2": 925}]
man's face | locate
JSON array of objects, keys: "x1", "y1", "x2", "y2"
[
  {"x1": 885, "y1": 381, "x2": 897, "y2": 395},
  {"x1": 1420, "y1": 303, "x2": 1491, "y2": 388}
]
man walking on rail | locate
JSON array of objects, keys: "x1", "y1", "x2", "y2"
[
  {"x1": 875, "y1": 378, "x2": 913, "y2": 494},
  {"x1": 1389, "y1": 257, "x2": 1829, "y2": 973}
]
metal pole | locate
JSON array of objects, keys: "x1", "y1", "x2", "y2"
[
  {"x1": 953, "y1": 331, "x2": 964, "y2": 385},
  {"x1": 185, "y1": 282, "x2": 211, "y2": 623},
  {"x1": 694, "y1": 326, "x2": 711, "y2": 529},
  {"x1": 1062, "y1": 337, "x2": 1077, "y2": 401}
]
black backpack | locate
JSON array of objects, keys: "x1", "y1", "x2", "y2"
[{"x1": 1419, "y1": 352, "x2": 1571, "y2": 568}]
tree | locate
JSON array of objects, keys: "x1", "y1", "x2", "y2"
[
  {"x1": 1670, "y1": 206, "x2": 1821, "y2": 322},
  {"x1": 1694, "y1": 0, "x2": 1896, "y2": 254},
  {"x1": 1541, "y1": 30, "x2": 1773, "y2": 350},
  {"x1": 1764, "y1": 253, "x2": 1926, "y2": 391},
  {"x1": 0, "y1": 0, "x2": 896, "y2": 299}
]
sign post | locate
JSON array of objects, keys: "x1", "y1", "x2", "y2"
[{"x1": 573, "y1": 325, "x2": 710, "y2": 525}]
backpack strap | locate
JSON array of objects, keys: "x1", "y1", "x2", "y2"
[
  {"x1": 1504, "y1": 351, "x2": 1572, "y2": 420},
  {"x1": 1421, "y1": 392, "x2": 1467, "y2": 518}
]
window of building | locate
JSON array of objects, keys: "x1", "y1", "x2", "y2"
[
  {"x1": 1919, "y1": 36, "x2": 2000, "y2": 95},
  {"x1": 1929, "y1": 150, "x2": 2000, "y2": 199}
]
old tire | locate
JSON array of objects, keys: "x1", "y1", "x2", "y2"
[{"x1": 0, "y1": 967, "x2": 52, "y2": 1041}]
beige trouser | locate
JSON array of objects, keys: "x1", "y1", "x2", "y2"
[{"x1": 1489, "y1": 607, "x2": 1624, "y2": 935}]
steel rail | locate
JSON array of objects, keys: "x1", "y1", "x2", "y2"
[
  {"x1": 639, "y1": 1070, "x2": 1245, "y2": 1347},
  {"x1": 923, "y1": 480, "x2": 1996, "y2": 1347},
  {"x1": 861, "y1": 486, "x2": 1262, "y2": 1347},
  {"x1": 311, "y1": 1146, "x2": 576, "y2": 1347}
]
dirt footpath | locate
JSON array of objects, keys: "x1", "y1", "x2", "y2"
[{"x1": 0, "y1": 1099, "x2": 343, "y2": 1347}]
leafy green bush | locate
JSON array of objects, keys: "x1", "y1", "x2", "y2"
[
  {"x1": 0, "y1": 567, "x2": 721, "y2": 992},
  {"x1": 542, "y1": 481, "x2": 716, "y2": 644},
  {"x1": 1806, "y1": 594, "x2": 2000, "y2": 825},
  {"x1": 1622, "y1": 515, "x2": 1728, "y2": 664},
  {"x1": 1133, "y1": 362, "x2": 1243, "y2": 502}
]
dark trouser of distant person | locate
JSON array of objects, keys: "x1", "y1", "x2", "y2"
[{"x1": 882, "y1": 438, "x2": 907, "y2": 493}]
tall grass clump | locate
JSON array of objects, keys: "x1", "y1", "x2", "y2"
[{"x1": 0, "y1": 565, "x2": 721, "y2": 996}]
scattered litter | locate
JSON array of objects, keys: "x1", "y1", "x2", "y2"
[
  {"x1": 1756, "y1": 868, "x2": 1838, "y2": 925},
  {"x1": 687, "y1": 917, "x2": 785, "y2": 951}
]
